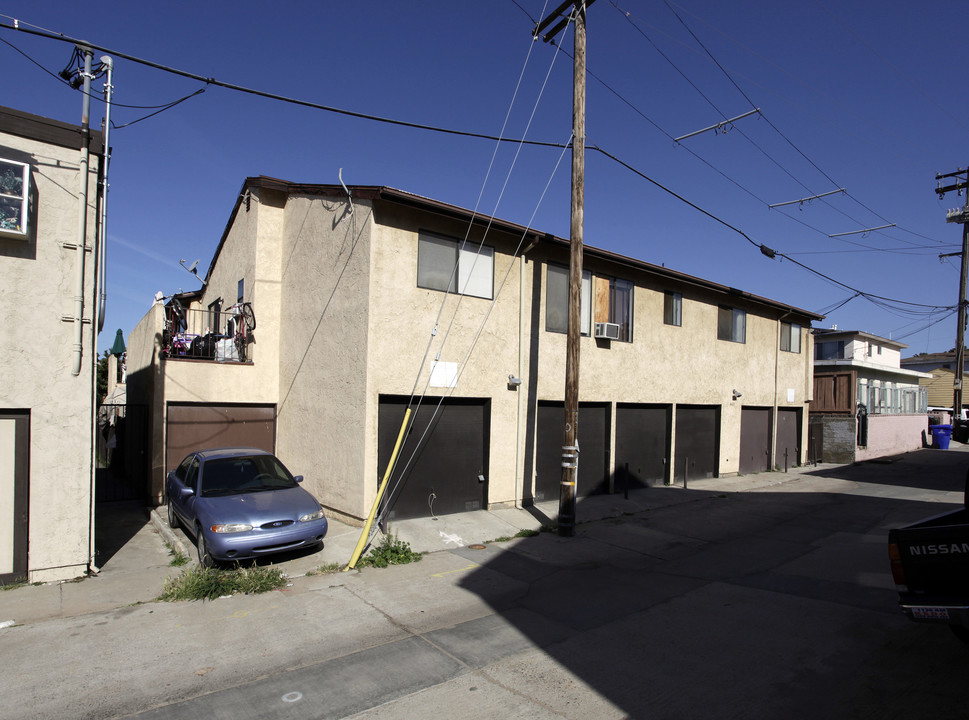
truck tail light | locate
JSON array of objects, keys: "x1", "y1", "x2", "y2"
[{"x1": 889, "y1": 542, "x2": 906, "y2": 586}]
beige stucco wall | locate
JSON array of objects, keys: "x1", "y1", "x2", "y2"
[
  {"x1": 131, "y1": 184, "x2": 818, "y2": 524},
  {"x1": 0, "y1": 129, "x2": 101, "y2": 581},
  {"x1": 365, "y1": 205, "x2": 525, "y2": 516},
  {"x1": 529, "y1": 258, "x2": 813, "y2": 479},
  {"x1": 274, "y1": 193, "x2": 372, "y2": 520}
]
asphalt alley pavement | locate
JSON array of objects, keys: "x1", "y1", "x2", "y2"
[{"x1": 1, "y1": 447, "x2": 968, "y2": 719}]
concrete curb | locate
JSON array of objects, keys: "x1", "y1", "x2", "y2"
[{"x1": 149, "y1": 506, "x2": 191, "y2": 560}]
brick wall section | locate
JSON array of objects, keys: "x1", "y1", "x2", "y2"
[{"x1": 810, "y1": 414, "x2": 857, "y2": 464}]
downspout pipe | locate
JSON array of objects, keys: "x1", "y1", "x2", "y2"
[
  {"x1": 72, "y1": 46, "x2": 93, "y2": 376},
  {"x1": 96, "y1": 56, "x2": 113, "y2": 333}
]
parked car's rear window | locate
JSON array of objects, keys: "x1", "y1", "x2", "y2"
[{"x1": 200, "y1": 455, "x2": 298, "y2": 497}]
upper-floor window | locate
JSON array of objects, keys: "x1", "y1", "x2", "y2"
[
  {"x1": 546, "y1": 264, "x2": 591, "y2": 335},
  {"x1": 664, "y1": 291, "x2": 682, "y2": 327},
  {"x1": 780, "y1": 321, "x2": 801, "y2": 353},
  {"x1": 0, "y1": 158, "x2": 28, "y2": 239},
  {"x1": 596, "y1": 276, "x2": 634, "y2": 342},
  {"x1": 815, "y1": 340, "x2": 845, "y2": 360},
  {"x1": 717, "y1": 306, "x2": 746, "y2": 343},
  {"x1": 237, "y1": 279, "x2": 244, "y2": 303},
  {"x1": 417, "y1": 230, "x2": 493, "y2": 300},
  {"x1": 546, "y1": 266, "x2": 633, "y2": 341}
]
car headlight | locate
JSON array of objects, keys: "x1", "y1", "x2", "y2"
[
  {"x1": 299, "y1": 509, "x2": 324, "y2": 522},
  {"x1": 211, "y1": 523, "x2": 253, "y2": 534}
]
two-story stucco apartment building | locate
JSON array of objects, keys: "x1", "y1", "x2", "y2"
[
  {"x1": 127, "y1": 177, "x2": 822, "y2": 525},
  {"x1": 0, "y1": 106, "x2": 105, "y2": 582}
]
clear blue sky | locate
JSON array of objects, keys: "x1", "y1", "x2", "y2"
[{"x1": 2, "y1": 1, "x2": 966, "y2": 357}]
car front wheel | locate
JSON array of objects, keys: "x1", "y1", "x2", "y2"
[
  {"x1": 167, "y1": 501, "x2": 179, "y2": 530},
  {"x1": 196, "y1": 525, "x2": 214, "y2": 568}
]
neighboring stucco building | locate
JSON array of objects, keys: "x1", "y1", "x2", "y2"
[
  {"x1": 810, "y1": 329, "x2": 930, "y2": 463},
  {"x1": 0, "y1": 106, "x2": 105, "y2": 582},
  {"x1": 128, "y1": 177, "x2": 822, "y2": 525}
]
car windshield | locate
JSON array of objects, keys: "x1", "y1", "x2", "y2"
[{"x1": 199, "y1": 455, "x2": 298, "y2": 497}]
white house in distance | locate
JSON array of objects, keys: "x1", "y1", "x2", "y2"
[
  {"x1": 810, "y1": 329, "x2": 930, "y2": 463},
  {"x1": 127, "y1": 178, "x2": 822, "y2": 527},
  {"x1": 0, "y1": 106, "x2": 105, "y2": 583}
]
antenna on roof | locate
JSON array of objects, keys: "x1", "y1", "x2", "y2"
[{"x1": 339, "y1": 168, "x2": 353, "y2": 216}]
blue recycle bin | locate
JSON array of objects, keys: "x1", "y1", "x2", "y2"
[{"x1": 931, "y1": 424, "x2": 953, "y2": 450}]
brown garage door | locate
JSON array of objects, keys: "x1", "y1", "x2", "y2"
[
  {"x1": 740, "y1": 407, "x2": 772, "y2": 475},
  {"x1": 166, "y1": 404, "x2": 276, "y2": 474},
  {"x1": 776, "y1": 408, "x2": 801, "y2": 469}
]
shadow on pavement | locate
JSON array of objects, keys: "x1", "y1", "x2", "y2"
[
  {"x1": 94, "y1": 500, "x2": 150, "y2": 568},
  {"x1": 456, "y1": 451, "x2": 969, "y2": 719}
]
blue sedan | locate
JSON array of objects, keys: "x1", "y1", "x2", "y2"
[{"x1": 166, "y1": 448, "x2": 328, "y2": 567}]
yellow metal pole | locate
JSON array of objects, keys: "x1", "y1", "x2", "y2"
[{"x1": 343, "y1": 408, "x2": 412, "y2": 571}]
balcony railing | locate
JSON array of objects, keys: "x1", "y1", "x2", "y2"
[{"x1": 162, "y1": 302, "x2": 255, "y2": 363}]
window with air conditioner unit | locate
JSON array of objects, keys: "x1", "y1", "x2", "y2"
[
  {"x1": 0, "y1": 158, "x2": 29, "y2": 240},
  {"x1": 546, "y1": 265, "x2": 633, "y2": 342},
  {"x1": 594, "y1": 322, "x2": 621, "y2": 340}
]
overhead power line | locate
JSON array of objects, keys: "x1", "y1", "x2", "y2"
[{"x1": 0, "y1": 16, "x2": 947, "y2": 325}]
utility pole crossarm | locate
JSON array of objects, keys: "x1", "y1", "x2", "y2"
[{"x1": 935, "y1": 166, "x2": 969, "y2": 416}]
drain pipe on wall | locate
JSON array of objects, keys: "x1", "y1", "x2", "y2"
[
  {"x1": 96, "y1": 55, "x2": 113, "y2": 333},
  {"x1": 71, "y1": 46, "x2": 94, "y2": 376}
]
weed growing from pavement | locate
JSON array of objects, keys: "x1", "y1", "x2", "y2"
[
  {"x1": 357, "y1": 533, "x2": 423, "y2": 569},
  {"x1": 159, "y1": 564, "x2": 286, "y2": 601},
  {"x1": 165, "y1": 543, "x2": 189, "y2": 567},
  {"x1": 490, "y1": 528, "x2": 541, "y2": 543},
  {"x1": 306, "y1": 562, "x2": 342, "y2": 576}
]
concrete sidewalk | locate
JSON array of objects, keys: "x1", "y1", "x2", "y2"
[{"x1": 0, "y1": 451, "x2": 952, "y2": 628}]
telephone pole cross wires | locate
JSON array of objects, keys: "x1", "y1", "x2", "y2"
[
  {"x1": 936, "y1": 168, "x2": 969, "y2": 417},
  {"x1": 534, "y1": 1, "x2": 595, "y2": 536}
]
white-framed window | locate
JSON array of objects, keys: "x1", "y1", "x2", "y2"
[
  {"x1": 718, "y1": 306, "x2": 746, "y2": 343},
  {"x1": 664, "y1": 291, "x2": 682, "y2": 327},
  {"x1": 780, "y1": 321, "x2": 801, "y2": 353},
  {"x1": 0, "y1": 159, "x2": 29, "y2": 239},
  {"x1": 546, "y1": 263, "x2": 591, "y2": 335},
  {"x1": 417, "y1": 230, "x2": 494, "y2": 300}
]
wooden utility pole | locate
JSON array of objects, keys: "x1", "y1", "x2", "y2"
[
  {"x1": 535, "y1": 1, "x2": 592, "y2": 536},
  {"x1": 936, "y1": 169, "x2": 969, "y2": 418}
]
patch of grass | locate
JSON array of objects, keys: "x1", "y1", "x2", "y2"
[
  {"x1": 306, "y1": 562, "x2": 342, "y2": 576},
  {"x1": 159, "y1": 564, "x2": 286, "y2": 602},
  {"x1": 166, "y1": 543, "x2": 190, "y2": 567},
  {"x1": 0, "y1": 580, "x2": 27, "y2": 591},
  {"x1": 357, "y1": 533, "x2": 423, "y2": 569},
  {"x1": 491, "y1": 528, "x2": 542, "y2": 543}
]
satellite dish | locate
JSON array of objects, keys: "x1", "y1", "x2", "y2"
[{"x1": 179, "y1": 258, "x2": 201, "y2": 276}]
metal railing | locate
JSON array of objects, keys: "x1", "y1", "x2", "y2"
[{"x1": 162, "y1": 302, "x2": 256, "y2": 363}]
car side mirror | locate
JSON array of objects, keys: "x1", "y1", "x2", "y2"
[
  {"x1": 180, "y1": 486, "x2": 195, "y2": 498},
  {"x1": 294, "y1": 475, "x2": 304, "y2": 484}
]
